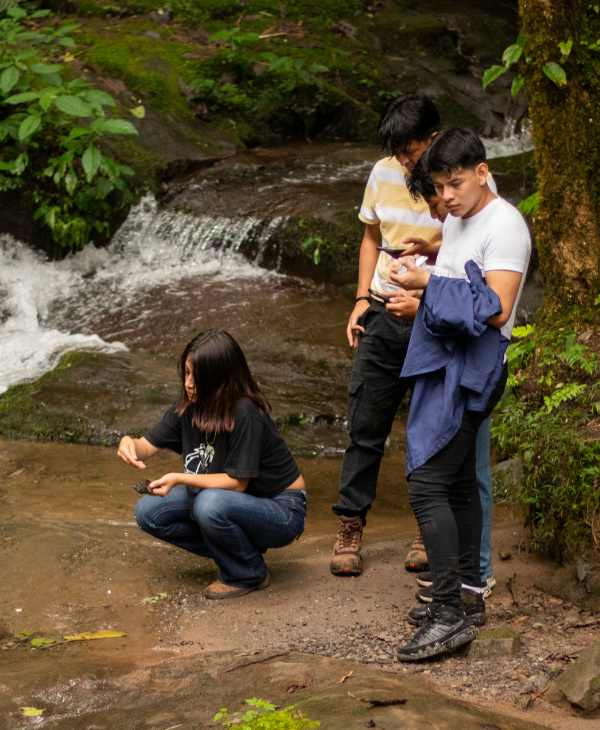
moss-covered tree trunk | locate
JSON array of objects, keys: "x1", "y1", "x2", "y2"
[{"x1": 519, "y1": 0, "x2": 600, "y2": 304}]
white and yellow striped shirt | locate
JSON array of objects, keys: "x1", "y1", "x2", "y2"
[{"x1": 359, "y1": 156, "x2": 443, "y2": 293}]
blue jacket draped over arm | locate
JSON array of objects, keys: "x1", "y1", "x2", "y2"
[{"x1": 400, "y1": 260, "x2": 509, "y2": 476}]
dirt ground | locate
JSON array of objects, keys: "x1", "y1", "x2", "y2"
[{"x1": 1, "y1": 436, "x2": 600, "y2": 729}]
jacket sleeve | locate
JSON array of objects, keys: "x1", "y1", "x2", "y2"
[{"x1": 422, "y1": 260, "x2": 502, "y2": 338}]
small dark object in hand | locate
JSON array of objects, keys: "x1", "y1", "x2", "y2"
[
  {"x1": 133, "y1": 479, "x2": 153, "y2": 494},
  {"x1": 499, "y1": 550, "x2": 512, "y2": 561}
]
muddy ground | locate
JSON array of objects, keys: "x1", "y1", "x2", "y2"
[{"x1": 1, "y1": 435, "x2": 599, "y2": 729}]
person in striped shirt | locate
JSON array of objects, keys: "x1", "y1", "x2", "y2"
[{"x1": 330, "y1": 93, "x2": 442, "y2": 576}]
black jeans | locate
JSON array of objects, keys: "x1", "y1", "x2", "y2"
[
  {"x1": 408, "y1": 364, "x2": 508, "y2": 609},
  {"x1": 332, "y1": 301, "x2": 414, "y2": 522}
]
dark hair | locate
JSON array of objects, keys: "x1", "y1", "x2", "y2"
[
  {"x1": 423, "y1": 128, "x2": 487, "y2": 174},
  {"x1": 175, "y1": 329, "x2": 270, "y2": 433},
  {"x1": 407, "y1": 156, "x2": 436, "y2": 202},
  {"x1": 378, "y1": 93, "x2": 440, "y2": 156}
]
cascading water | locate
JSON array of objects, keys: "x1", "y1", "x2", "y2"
[{"x1": 0, "y1": 194, "x2": 284, "y2": 394}]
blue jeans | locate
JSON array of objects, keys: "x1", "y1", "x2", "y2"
[
  {"x1": 476, "y1": 416, "x2": 493, "y2": 582},
  {"x1": 135, "y1": 487, "x2": 307, "y2": 588}
]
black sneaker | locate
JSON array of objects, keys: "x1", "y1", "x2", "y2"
[
  {"x1": 416, "y1": 582, "x2": 490, "y2": 603},
  {"x1": 416, "y1": 570, "x2": 433, "y2": 588},
  {"x1": 408, "y1": 590, "x2": 486, "y2": 627},
  {"x1": 397, "y1": 604, "x2": 475, "y2": 662}
]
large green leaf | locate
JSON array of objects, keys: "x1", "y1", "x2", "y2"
[
  {"x1": 18, "y1": 113, "x2": 42, "y2": 140},
  {"x1": 543, "y1": 61, "x2": 567, "y2": 87},
  {"x1": 482, "y1": 64, "x2": 507, "y2": 89},
  {"x1": 502, "y1": 43, "x2": 524, "y2": 67},
  {"x1": 54, "y1": 95, "x2": 94, "y2": 117},
  {"x1": 95, "y1": 177, "x2": 114, "y2": 199},
  {"x1": 511, "y1": 74, "x2": 524, "y2": 96},
  {"x1": 55, "y1": 24, "x2": 80, "y2": 36},
  {"x1": 14, "y1": 32, "x2": 44, "y2": 40},
  {"x1": 83, "y1": 90, "x2": 116, "y2": 107},
  {"x1": 7, "y1": 7, "x2": 27, "y2": 18},
  {"x1": 5, "y1": 90, "x2": 43, "y2": 104},
  {"x1": 0, "y1": 66, "x2": 19, "y2": 95},
  {"x1": 31, "y1": 63, "x2": 62, "y2": 75},
  {"x1": 59, "y1": 37, "x2": 76, "y2": 47},
  {"x1": 97, "y1": 118, "x2": 138, "y2": 135},
  {"x1": 65, "y1": 169, "x2": 78, "y2": 194},
  {"x1": 44, "y1": 73, "x2": 63, "y2": 88},
  {"x1": 82, "y1": 144, "x2": 102, "y2": 181}
]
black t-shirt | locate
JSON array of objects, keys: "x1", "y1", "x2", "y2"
[{"x1": 144, "y1": 397, "x2": 301, "y2": 504}]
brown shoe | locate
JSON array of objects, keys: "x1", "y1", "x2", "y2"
[
  {"x1": 330, "y1": 516, "x2": 363, "y2": 576},
  {"x1": 203, "y1": 572, "x2": 271, "y2": 600},
  {"x1": 404, "y1": 528, "x2": 429, "y2": 571}
]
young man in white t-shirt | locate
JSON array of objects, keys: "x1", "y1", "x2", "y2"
[{"x1": 389, "y1": 129, "x2": 531, "y2": 660}]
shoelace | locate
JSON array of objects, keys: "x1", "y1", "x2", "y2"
[
  {"x1": 338, "y1": 522, "x2": 361, "y2": 549},
  {"x1": 412, "y1": 527, "x2": 425, "y2": 551}
]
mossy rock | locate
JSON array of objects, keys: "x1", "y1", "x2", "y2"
[{"x1": 476, "y1": 627, "x2": 518, "y2": 641}]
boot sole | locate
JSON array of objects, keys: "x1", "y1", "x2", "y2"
[
  {"x1": 330, "y1": 562, "x2": 363, "y2": 576},
  {"x1": 397, "y1": 625, "x2": 475, "y2": 662}
]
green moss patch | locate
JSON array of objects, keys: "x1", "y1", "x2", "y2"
[{"x1": 81, "y1": 32, "x2": 197, "y2": 113}]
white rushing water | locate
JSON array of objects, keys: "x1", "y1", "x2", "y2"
[{"x1": 0, "y1": 195, "x2": 278, "y2": 394}]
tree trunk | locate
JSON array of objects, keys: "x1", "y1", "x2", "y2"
[{"x1": 519, "y1": 0, "x2": 600, "y2": 304}]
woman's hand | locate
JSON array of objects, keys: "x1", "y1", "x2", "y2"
[
  {"x1": 118, "y1": 436, "x2": 146, "y2": 469},
  {"x1": 347, "y1": 299, "x2": 371, "y2": 347},
  {"x1": 390, "y1": 257, "x2": 431, "y2": 291},
  {"x1": 148, "y1": 473, "x2": 182, "y2": 497}
]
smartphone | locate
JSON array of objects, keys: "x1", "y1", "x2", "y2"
[
  {"x1": 368, "y1": 288, "x2": 392, "y2": 304},
  {"x1": 376, "y1": 246, "x2": 404, "y2": 259}
]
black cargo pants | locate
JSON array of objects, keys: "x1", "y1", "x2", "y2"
[{"x1": 332, "y1": 301, "x2": 414, "y2": 523}]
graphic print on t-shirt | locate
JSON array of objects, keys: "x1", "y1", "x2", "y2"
[{"x1": 184, "y1": 443, "x2": 215, "y2": 474}]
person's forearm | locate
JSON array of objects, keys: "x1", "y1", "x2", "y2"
[
  {"x1": 132, "y1": 438, "x2": 156, "y2": 461},
  {"x1": 356, "y1": 225, "x2": 382, "y2": 297},
  {"x1": 173, "y1": 472, "x2": 248, "y2": 492}
]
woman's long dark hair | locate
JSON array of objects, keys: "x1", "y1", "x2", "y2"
[{"x1": 175, "y1": 330, "x2": 271, "y2": 432}]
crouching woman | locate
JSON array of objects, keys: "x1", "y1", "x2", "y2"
[{"x1": 117, "y1": 329, "x2": 306, "y2": 600}]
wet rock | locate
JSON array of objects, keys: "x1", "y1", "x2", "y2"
[
  {"x1": 133, "y1": 479, "x2": 153, "y2": 494},
  {"x1": 555, "y1": 638, "x2": 600, "y2": 710},
  {"x1": 577, "y1": 558, "x2": 593, "y2": 582},
  {"x1": 467, "y1": 626, "x2": 520, "y2": 659},
  {"x1": 143, "y1": 31, "x2": 162, "y2": 39},
  {"x1": 492, "y1": 456, "x2": 523, "y2": 491},
  {"x1": 329, "y1": 21, "x2": 357, "y2": 39}
]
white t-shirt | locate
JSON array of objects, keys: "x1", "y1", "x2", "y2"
[{"x1": 436, "y1": 196, "x2": 531, "y2": 340}]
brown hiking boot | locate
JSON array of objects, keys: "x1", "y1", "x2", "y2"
[
  {"x1": 330, "y1": 516, "x2": 363, "y2": 576},
  {"x1": 404, "y1": 527, "x2": 429, "y2": 571}
]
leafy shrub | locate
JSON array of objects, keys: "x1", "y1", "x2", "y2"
[
  {"x1": 0, "y1": 8, "x2": 138, "y2": 248},
  {"x1": 492, "y1": 323, "x2": 600, "y2": 557},
  {"x1": 214, "y1": 698, "x2": 319, "y2": 730}
]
